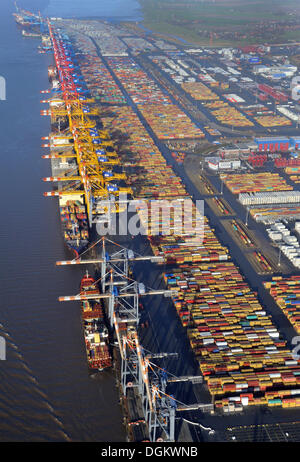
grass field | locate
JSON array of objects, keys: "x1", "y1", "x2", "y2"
[{"x1": 138, "y1": 0, "x2": 300, "y2": 46}]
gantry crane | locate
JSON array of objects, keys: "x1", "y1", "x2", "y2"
[
  {"x1": 56, "y1": 237, "x2": 163, "y2": 287},
  {"x1": 57, "y1": 237, "x2": 214, "y2": 440},
  {"x1": 45, "y1": 23, "x2": 132, "y2": 225},
  {"x1": 44, "y1": 24, "x2": 133, "y2": 225},
  {"x1": 57, "y1": 236, "x2": 167, "y2": 321},
  {"x1": 116, "y1": 323, "x2": 213, "y2": 441}
]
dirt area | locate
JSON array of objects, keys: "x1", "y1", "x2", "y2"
[{"x1": 184, "y1": 155, "x2": 219, "y2": 195}]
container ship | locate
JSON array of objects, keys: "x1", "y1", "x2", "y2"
[
  {"x1": 59, "y1": 198, "x2": 89, "y2": 257},
  {"x1": 48, "y1": 65, "x2": 60, "y2": 90},
  {"x1": 80, "y1": 272, "x2": 112, "y2": 371},
  {"x1": 13, "y1": 6, "x2": 42, "y2": 32}
]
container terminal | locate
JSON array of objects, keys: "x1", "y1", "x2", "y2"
[
  {"x1": 13, "y1": 2, "x2": 43, "y2": 31},
  {"x1": 15, "y1": 9, "x2": 300, "y2": 442}
]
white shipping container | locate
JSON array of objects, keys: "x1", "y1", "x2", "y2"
[{"x1": 241, "y1": 397, "x2": 249, "y2": 406}]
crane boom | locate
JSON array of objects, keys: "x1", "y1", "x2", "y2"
[
  {"x1": 56, "y1": 256, "x2": 164, "y2": 265},
  {"x1": 58, "y1": 289, "x2": 173, "y2": 302}
]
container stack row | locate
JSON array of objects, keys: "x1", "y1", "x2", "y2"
[
  {"x1": 249, "y1": 206, "x2": 300, "y2": 224},
  {"x1": 106, "y1": 57, "x2": 205, "y2": 139},
  {"x1": 149, "y1": 222, "x2": 229, "y2": 264},
  {"x1": 239, "y1": 191, "x2": 300, "y2": 206},
  {"x1": 69, "y1": 33, "x2": 126, "y2": 104},
  {"x1": 264, "y1": 276, "x2": 300, "y2": 334},
  {"x1": 164, "y1": 263, "x2": 300, "y2": 409},
  {"x1": 223, "y1": 172, "x2": 293, "y2": 195},
  {"x1": 139, "y1": 104, "x2": 205, "y2": 140},
  {"x1": 254, "y1": 115, "x2": 292, "y2": 128},
  {"x1": 181, "y1": 81, "x2": 219, "y2": 101},
  {"x1": 107, "y1": 56, "x2": 170, "y2": 105},
  {"x1": 210, "y1": 106, "x2": 254, "y2": 127},
  {"x1": 101, "y1": 106, "x2": 189, "y2": 200}
]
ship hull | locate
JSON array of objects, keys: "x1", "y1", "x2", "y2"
[
  {"x1": 66, "y1": 239, "x2": 89, "y2": 257},
  {"x1": 13, "y1": 11, "x2": 42, "y2": 33},
  {"x1": 80, "y1": 274, "x2": 112, "y2": 372},
  {"x1": 60, "y1": 200, "x2": 89, "y2": 258}
]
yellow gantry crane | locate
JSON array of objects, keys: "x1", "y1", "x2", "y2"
[{"x1": 43, "y1": 76, "x2": 132, "y2": 222}]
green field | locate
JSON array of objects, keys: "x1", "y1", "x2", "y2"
[{"x1": 138, "y1": 0, "x2": 300, "y2": 46}]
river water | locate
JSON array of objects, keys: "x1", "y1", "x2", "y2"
[{"x1": 0, "y1": 0, "x2": 142, "y2": 442}]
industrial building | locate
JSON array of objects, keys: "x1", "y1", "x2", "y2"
[
  {"x1": 254, "y1": 136, "x2": 300, "y2": 152},
  {"x1": 207, "y1": 156, "x2": 241, "y2": 171},
  {"x1": 217, "y1": 142, "x2": 257, "y2": 159},
  {"x1": 239, "y1": 191, "x2": 300, "y2": 206},
  {"x1": 253, "y1": 64, "x2": 297, "y2": 78},
  {"x1": 254, "y1": 136, "x2": 290, "y2": 152}
]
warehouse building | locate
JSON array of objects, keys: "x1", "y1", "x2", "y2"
[
  {"x1": 207, "y1": 157, "x2": 241, "y2": 171},
  {"x1": 254, "y1": 136, "x2": 290, "y2": 152},
  {"x1": 253, "y1": 64, "x2": 297, "y2": 77},
  {"x1": 239, "y1": 191, "x2": 300, "y2": 206}
]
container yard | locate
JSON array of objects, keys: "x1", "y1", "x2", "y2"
[
  {"x1": 122, "y1": 37, "x2": 156, "y2": 52},
  {"x1": 138, "y1": 104, "x2": 205, "y2": 140},
  {"x1": 198, "y1": 174, "x2": 218, "y2": 195},
  {"x1": 65, "y1": 33, "x2": 126, "y2": 104},
  {"x1": 149, "y1": 216, "x2": 229, "y2": 264},
  {"x1": 286, "y1": 167, "x2": 300, "y2": 174},
  {"x1": 165, "y1": 261, "x2": 300, "y2": 410},
  {"x1": 101, "y1": 106, "x2": 189, "y2": 199},
  {"x1": 276, "y1": 159, "x2": 300, "y2": 168},
  {"x1": 22, "y1": 10, "x2": 300, "y2": 443},
  {"x1": 254, "y1": 137, "x2": 291, "y2": 152},
  {"x1": 166, "y1": 140, "x2": 202, "y2": 152},
  {"x1": 211, "y1": 106, "x2": 254, "y2": 127},
  {"x1": 254, "y1": 115, "x2": 292, "y2": 128},
  {"x1": 264, "y1": 277, "x2": 300, "y2": 335},
  {"x1": 219, "y1": 218, "x2": 279, "y2": 274},
  {"x1": 107, "y1": 56, "x2": 170, "y2": 104},
  {"x1": 181, "y1": 82, "x2": 219, "y2": 101},
  {"x1": 257, "y1": 84, "x2": 288, "y2": 103},
  {"x1": 222, "y1": 173, "x2": 293, "y2": 195},
  {"x1": 96, "y1": 45, "x2": 300, "y2": 417},
  {"x1": 248, "y1": 206, "x2": 300, "y2": 224}
]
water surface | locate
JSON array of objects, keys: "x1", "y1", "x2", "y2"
[{"x1": 0, "y1": 0, "x2": 126, "y2": 442}]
